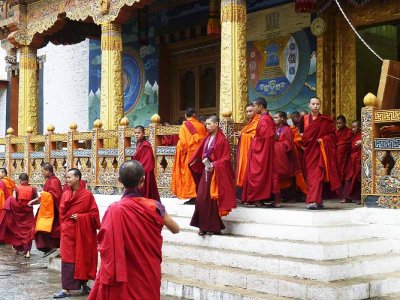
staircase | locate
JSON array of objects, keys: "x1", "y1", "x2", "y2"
[{"x1": 161, "y1": 199, "x2": 400, "y2": 300}]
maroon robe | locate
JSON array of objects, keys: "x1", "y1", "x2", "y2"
[
  {"x1": 132, "y1": 139, "x2": 160, "y2": 201},
  {"x1": 161, "y1": 134, "x2": 179, "y2": 146},
  {"x1": 343, "y1": 132, "x2": 362, "y2": 201},
  {"x1": 189, "y1": 128, "x2": 236, "y2": 233},
  {"x1": 242, "y1": 112, "x2": 279, "y2": 202},
  {"x1": 0, "y1": 183, "x2": 37, "y2": 253},
  {"x1": 336, "y1": 127, "x2": 353, "y2": 183},
  {"x1": 59, "y1": 186, "x2": 100, "y2": 289},
  {"x1": 274, "y1": 125, "x2": 300, "y2": 181},
  {"x1": 303, "y1": 114, "x2": 340, "y2": 205},
  {"x1": 89, "y1": 194, "x2": 165, "y2": 300},
  {"x1": 35, "y1": 174, "x2": 63, "y2": 252}
]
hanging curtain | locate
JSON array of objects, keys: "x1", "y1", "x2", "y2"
[
  {"x1": 207, "y1": 0, "x2": 221, "y2": 36},
  {"x1": 295, "y1": 0, "x2": 317, "y2": 13}
]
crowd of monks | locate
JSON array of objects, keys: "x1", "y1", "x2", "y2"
[{"x1": 0, "y1": 96, "x2": 362, "y2": 298}]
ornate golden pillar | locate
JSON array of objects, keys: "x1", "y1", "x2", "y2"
[
  {"x1": 100, "y1": 22, "x2": 124, "y2": 131},
  {"x1": 220, "y1": 0, "x2": 247, "y2": 123},
  {"x1": 18, "y1": 46, "x2": 38, "y2": 134}
]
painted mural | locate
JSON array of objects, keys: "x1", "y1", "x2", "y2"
[
  {"x1": 247, "y1": 3, "x2": 316, "y2": 115},
  {"x1": 89, "y1": 17, "x2": 159, "y2": 128}
]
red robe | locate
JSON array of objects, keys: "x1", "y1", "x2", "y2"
[
  {"x1": 189, "y1": 128, "x2": 237, "y2": 217},
  {"x1": 35, "y1": 174, "x2": 63, "y2": 251},
  {"x1": 274, "y1": 125, "x2": 299, "y2": 182},
  {"x1": 161, "y1": 134, "x2": 179, "y2": 146},
  {"x1": 242, "y1": 112, "x2": 278, "y2": 202},
  {"x1": 0, "y1": 183, "x2": 37, "y2": 253},
  {"x1": 132, "y1": 139, "x2": 160, "y2": 201},
  {"x1": 60, "y1": 187, "x2": 100, "y2": 280},
  {"x1": 303, "y1": 114, "x2": 340, "y2": 205},
  {"x1": 88, "y1": 196, "x2": 164, "y2": 300},
  {"x1": 343, "y1": 132, "x2": 362, "y2": 200},
  {"x1": 336, "y1": 127, "x2": 353, "y2": 183}
]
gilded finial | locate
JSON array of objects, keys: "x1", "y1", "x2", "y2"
[
  {"x1": 119, "y1": 117, "x2": 129, "y2": 126},
  {"x1": 93, "y1": 119, "x2": 103, "y2": 129},
  {"x1": 364, "y1": 93, "x2": 378, "y2": 107},
  {"x1": 221, "y1": 111, "x2": 233, "y2": 120},
  {"x1": 151, "y1": 114, "x2": 161, "y2": 124},
  {"x1": 6, "y1": 127, "x2": 14, "y2": 135},
  {"x1": 26, "y1": 126, "x2": 33, "y2": 134},
  {"x1": 47, "y1": 124, "x2": 55, "y2": 133},
  {"x1": 69, "y1": 122, "x2": 78, "y2": 130}
]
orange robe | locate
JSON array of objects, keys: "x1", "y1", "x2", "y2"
[
  {"x1": 172, "y1": 117, "x2": 207, "y2": 199},
  {"x1": 235, "y1": 114, "x2": 260, "y2": 187},
  {"x1": 2, "y1": 177, "x2": 15, "y2": 199},
  {"x1": 291, "y1": 126, "x2": 307, "y2": 194}
]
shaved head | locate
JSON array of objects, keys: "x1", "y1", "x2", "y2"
[
  {"x1": 118, "y1": 160, "x2": 144, "y2": 188},
  {"x1": 207, "y1": 115, "x2": 219, "y2": 123}
]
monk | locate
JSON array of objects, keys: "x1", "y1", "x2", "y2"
[
  {"x1": 0, "y1": 168, "x2": 16, "y2": 201},
  {"x1": 0, "y1": 173, "x2": 37, "y2": 258},
  {"x1": 0, "y1": 176, "x2": 10, "y2": 214},
  {"x1": 89, "y1": 160, "x2": 180, "y2": 300},
  {"x1": 132, "y1": 125, "x2": 160, "y2": 201},
  {"x1": 29, "y1": 162, "x2": 63, "y2": 255},
  {"x1": 53, "y1": 168, "x2": 100, "y2": 299},
  {"x1": 161, "y1": 122, "x2": 179, "y2": 146},
  {"x1": 335, "y1": 115, "x2": 353, "y2": 196},
  {"x1": 342, "y1": 120, "x2": 362, "y2": 204},
  {"x1": 172, "y1": 108, "x2": 207, "y2": 203},
  {"x1": 235, "y1": 104, "x2": 260, "y2": 187},
  {"x1": 273, "y1": 112, "x2": 300, "y2": 195},
  {"x1": 189, "y1": 115, "x2": 236, "y2": 235},
  {"x1": 242, "y1": 97, "x2": 281, "y2": 207},
  {"x1": 303, "y1": 97, "x2": 340, "y2": 209}
]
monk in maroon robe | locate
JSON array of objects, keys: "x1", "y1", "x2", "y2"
[
  {"x1": 30, "y1": 162, "x2": 63, "y2": 254},
  {"x1": 161, "y1": 122, "x2": 179, "y2": 146},
  {"x1": 342, "y1": 120, "x2": 362, "y2": 204},
  {"x1": 303, "y1": 97, "x2": 341, "y2": 209},
  {"x1": 189, "y1": 115, "x2": 236, "y2": 235},
  {"x1": 89, "y1": 160, "x2": 179, "y2": 300},
  {"x1": 0, "y1": 173, "x2": 37, "y2": 258},
  {"x1": 335, "y1": 115, "x2": 353, "y2": 196},
  {"x1": 273, "y1": 112, "x2": 300, "y2": 199},
  {"x1": 242, "y1": 97, "x2": 281, "y2": 207},
  {"x1": 132, "y1": 125, "x2": 160, "y2": 201},
  {"x1": 53, "y1": 168, "x2": 100, "y2": 299}
]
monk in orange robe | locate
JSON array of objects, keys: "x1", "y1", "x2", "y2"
[
  {"x1": 303, "y1": 97, "x2": 340, "y2": 209},
  {"x1": 0, "y1": 173, "x2": 37, "y2": 258},
  {"x1": 29, "y1": 162, "x2": 63, "y2": 254},
  {"x1": 242, "y1": 97, "x2": 281, "y2": 207},
  {"x1": 335, "y1": 115, "x2": 353, "y2": 197},
  {"x1": 189, "y1": 116, "x2": 236, "y2": 235},
  {"x1": 342, "y1": 120, "x2": 362, "y2": 204},
  {"x1": 0, "y1": 168, "x2": 16, "y2": 201},
  {"x1": 172, "y1": 108, "x2": 207, "y2": 202},
  {"x1": 53, "y1": 168, "x2": 100, "y2": 299},
  {"x1": 132, "y1": 125, "x2": 160, "y2": 201},
  {"x1": 89, "y1": 160, "x2": 180, "y2": 300},
  {"x1": 235, "y1": 104, "x2": 260, "y2": 187}
]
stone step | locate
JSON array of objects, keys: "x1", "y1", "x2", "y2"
[
  {"x1": 161, "y1": 275, "x2": 291, "y2": 300},
  {"x1": 162, "y1": 257, "x2": 400, "y2": 300},
  {"x1": 162, "y1": 242, "x2": 400, "y2": 282},
  {"x1": 163, "y1": 199, "x2": 359, "y2": 226},
  {"x1": 162, "y1": 229, "x2": 400, "y2": 261},
  {"x1": 170, "y1": 215, "x2": 373, "y2": 242},
  {"x1": 371, "y1": 294, "x2": 400, "y2": 299}
]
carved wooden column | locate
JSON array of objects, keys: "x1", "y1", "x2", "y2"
[
  {"x1": 18, "y1": 46, "x2": 38, "y2": 135},
  {"x1": 100, "y1": 22, "x2": 124, "y2": 131},
  {"x1": 220, "y1": 0, "x2": 248, "y2": 123}
]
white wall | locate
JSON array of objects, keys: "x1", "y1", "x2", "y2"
[
  {"x1": 0, "y1": 47, "x2": 7, "y2": 139},
  {"x1": 38, "y1": 40, "x2": 89, "y2": 133}
]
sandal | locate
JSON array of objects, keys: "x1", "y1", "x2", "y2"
[
  {"x1": 80, "y1": 285, "x2": 91, "y2": 295},
  {"x1": 340, "y1": 199, "x2": 353, "y2": 203},
  {"x1": 53, "y1": 290, "x2": 71, "y2": 299},
  {"x1": 307, "y1": 203, "x2": 318, "y2": 210},
  {"x1": 207, "y1": 232, "x2": 221, "y2": 235},
  {"x1": 198, "y1": 231, "x2": 206, "y2": 236}
]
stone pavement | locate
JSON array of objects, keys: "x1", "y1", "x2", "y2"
[{"x1": 0, "y1": 245, "x2": 178, "y2": 300}]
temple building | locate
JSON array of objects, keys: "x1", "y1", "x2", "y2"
[{"x1": 0, "y1": 0, "x2": 398, "y2": 136}]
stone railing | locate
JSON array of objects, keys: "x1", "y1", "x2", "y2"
[
  {"x1": 362, "y1": 93, "x2": 400, "y2": 208},
  {"x1": 0, "y1": 113, "x2": 239, "y2": 198}
]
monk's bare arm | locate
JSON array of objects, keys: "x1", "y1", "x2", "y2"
[{"x1": 163, "y1": 213, "x2": 180, "y2": 234}]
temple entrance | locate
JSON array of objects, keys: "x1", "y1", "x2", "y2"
[{"x1": 356, "y1": 23, "x2": 400, "y2": 118}]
